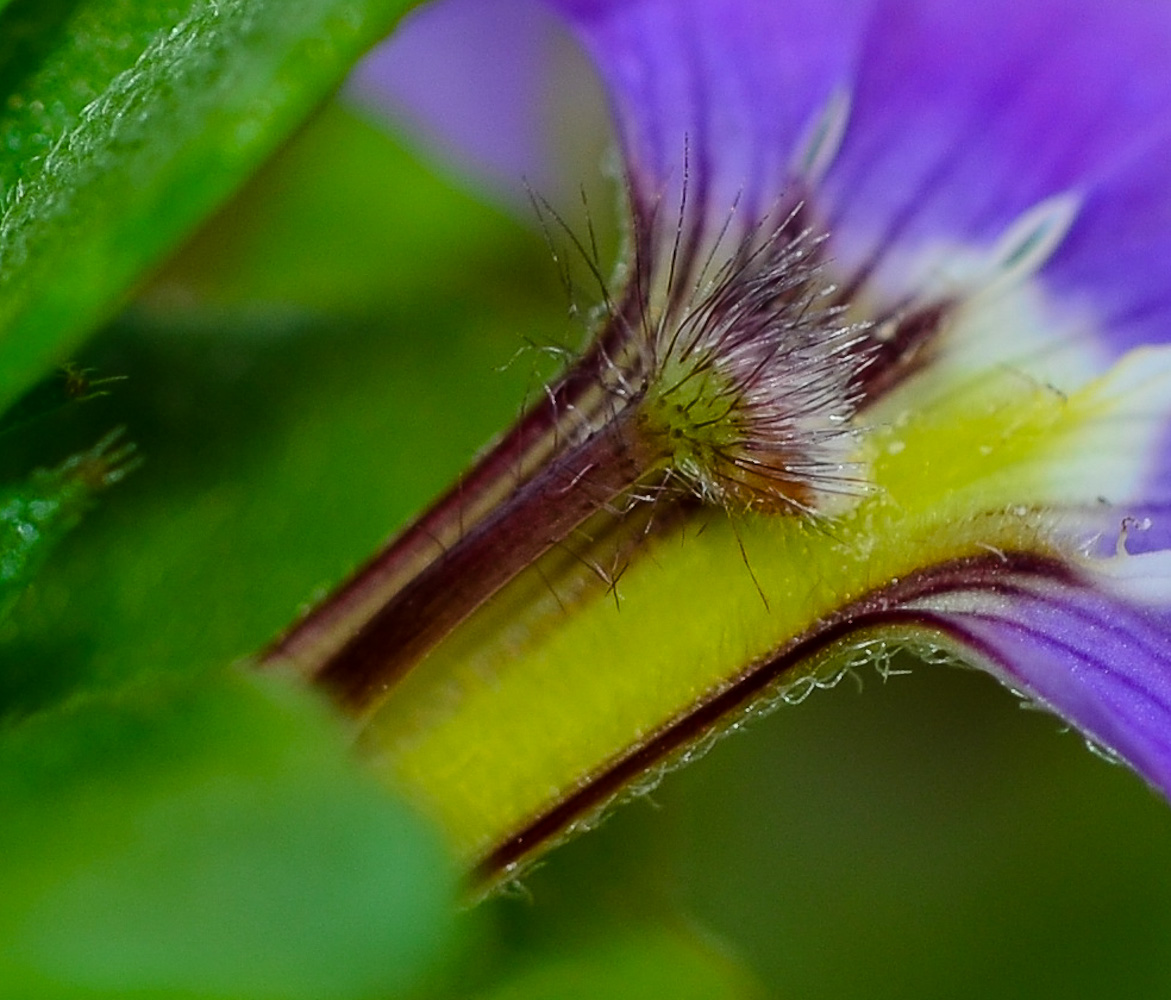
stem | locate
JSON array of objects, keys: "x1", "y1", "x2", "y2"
[
  {"x1": 262, "y1": 390, "x2": 659, "y2": 716},
  {"x1": 259, "y1": 301, "x2": 646, "y2": 684}
]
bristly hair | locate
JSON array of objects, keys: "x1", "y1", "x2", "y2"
[
  {"x1": 632, "y1": 199, "x2": 874, "y2": 514},
  {"x1": 538, "y1": 163, "x2": 876, "y2": 518}
]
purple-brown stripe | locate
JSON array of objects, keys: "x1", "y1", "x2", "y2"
[{"x1": 472, "y1": 549, "x2": 1073, "y2": 887}]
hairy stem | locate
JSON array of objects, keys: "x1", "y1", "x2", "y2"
[{"x1": 261, "y1": 374, "x2": 660, "y2": 716}]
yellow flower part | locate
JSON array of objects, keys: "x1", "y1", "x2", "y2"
[{"x1": 367, "y1": 282, "x2": 1171, "y2": 878}]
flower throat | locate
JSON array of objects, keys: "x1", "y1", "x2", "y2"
[{"x1": 260, "y1": 203, "x2": 887, "y2": 715}]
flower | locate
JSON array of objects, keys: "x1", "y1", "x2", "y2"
[{"x1": 271, "y1": 0, "x2": 1171, "y2": 884}]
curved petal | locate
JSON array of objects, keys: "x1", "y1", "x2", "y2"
[
  {"x1": 817, "y1": 0, "x2": 1171, "y2": 358},
  {"x1": 333, "y1": 0, "x2": 1171, "y2": 850},
  {"x1": 571, "y1": 0, "x2": 1171, "y2": 354},
  {"x1": 369, "y1": 0, "x2": 1171, "y2": 358},
  {"x1": 347, "y1": 0, "x2": 608, "y2": 205},
  {"x1": 907, "y1": 559, "x2": 1171, "y2": 797},
  {"x1": 1045, "y1": 128, "x2": 1171, "y2": 355},
  {"x1": 545, "y1": 0, "x2": 873, "y2": 225}
]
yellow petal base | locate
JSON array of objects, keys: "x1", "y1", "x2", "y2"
[{"x1": 366, "y1": 327, "x2": 1167, "y2": 872}]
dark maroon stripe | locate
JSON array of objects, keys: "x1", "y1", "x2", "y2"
[
  {"x1": 315, "y1": 411, "x2": 656, "y2": 712},
  {"x1": 853, "y1": 301, "x2": 952, "y2": 405},
  {"x1": 472, "y1": 549, "x2": 1072, "y2": 886},
  {"x1": 260, "y1": 284, "x2": 647, "y2": 673}
]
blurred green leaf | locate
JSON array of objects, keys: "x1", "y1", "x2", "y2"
[
  {"x1": 0, "y1": 40, "x2": 535, "y2": 994},
  {"x1": 470, "y1": 926, "x2": 763, "y2": 1000},
  {"x1": 0, "y1": 103, "x2": 565, "y2": 719},
  {"x1": 151, "y1": 101, "x2": 531, "y2": 315},
  {"x1": 0, "y1": 0, "x2": 418, "y2": 413},
  {"x1": 434, "y1": 793, "x2": 764, "y2": 1000},
  {"x1": 0, "y1": 669, "x2": 453, "y2": 999}
]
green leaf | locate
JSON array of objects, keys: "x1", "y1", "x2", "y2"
[
  {"x1": 0, "y1": 0, "x2": 417, "y2": 412},
  {"x1": 0, "y1": 669, "x2": 453, "y2": 998},
  {"x1": 0, "y1": 95, "x2": 514, "y2": 1000},
  {"x1": 151, "y1": 101, "x2": 520, "y2": 315},
  {"x1": 0, "y1": 104, "x2": 559, "y2": 718},
  {"x1": 470, "y1": 926, "x2": 764, "y2": 1000}
]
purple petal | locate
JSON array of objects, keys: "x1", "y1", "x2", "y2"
[
  {"x1": 359, "y1": 0, "x2": 1171, "y2": 356},
  {"x1": 906, "y1": 563, "x2": 1171, "y2": 798},
  {"x1": 353, "y1": 0, "x2": 1171, "y2": 801},
  {"x1": 1045, "y1": 128, "x2": 1171, "y2": 355},
  {"x1": 817, "y1": 0, "x2": 1171, "y2": 356},
  {"x1": 544, "y1": 0, "x2": 873, "y2": 223},
  {"x1": 347, "y1": 0, "x2": 607, "y2": 205},
  {"x1": 373, "y1": 0, "x2": 1171, "y2": 355}
]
